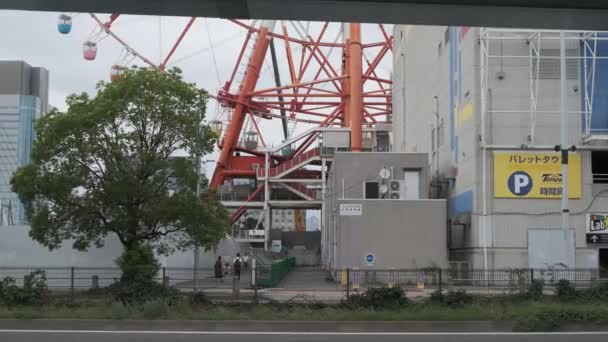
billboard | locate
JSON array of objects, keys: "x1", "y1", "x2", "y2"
[
  {"x1": 494, "y1": 152, "x2": 582, "y2": 199},
  {"x1": 586, "y1": 214, "x2": 608, "y2": 245},
  {"x1": 587, "y1": 214, "x2": 608, "y2": 234}
]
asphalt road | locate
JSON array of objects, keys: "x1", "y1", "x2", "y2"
[{"x1": 0, "y1": 331, "x2": 608, "y2": 342}]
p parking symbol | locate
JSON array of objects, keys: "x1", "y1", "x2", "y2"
[{"x1": 508, "y1": 171, "x2": 532, "y2": 196}]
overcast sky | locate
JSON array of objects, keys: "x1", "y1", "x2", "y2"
[{"x1": 0, "y1": 10, "x2": 392, "y2": 176}]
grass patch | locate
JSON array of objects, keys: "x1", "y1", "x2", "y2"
[{"x1": 1, "y1": 294, "x2": 608, "y2": 331}]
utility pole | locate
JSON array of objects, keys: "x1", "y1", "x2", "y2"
[
  {"x1": 193, "y1": 123, "x2": 202, "y2": 292},
  {"x1": 433, "y1": 96, "x2": 440, "y2": 178},
  {"x1": 559, "y1": 31, "x2": 570, "y2": 266}
]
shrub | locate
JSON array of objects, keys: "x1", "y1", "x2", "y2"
[
  {"x1": 110, "y1": 245, "x2": 180, "y2": 306},
  {"x1": 365, "y1": 287, "x2": 408, "y2": 309},
  {"x1": 444, "y1": 290, "x2": 473, "y2": 307},
  {"x1": 109, "y1": 280, "x2": 180, "y2": 306},
  {"x1": 342, "y1": 286, "x2": 409, "y2": 310},
  {"x1": 555, "y1": 279, "x2": 577, "y2": 301},
  {"x1": 0, "y1": 270, "x2": 49, "y2": 306},
  {"x1": 527, "y1": 279, "x2": 545, "y2": 300},
  {"x1": 429, "y1": 289, "x2": 444, "y2": 303},
  {"x1": 189, "y1": 292, "x2": 210, "y2": 307},
  {"x1": 577, "y1": 282, "x2": 608, "y2": 301},
  {"x1": 116, "y1": 245, "x2": 160, "y2": 285}
]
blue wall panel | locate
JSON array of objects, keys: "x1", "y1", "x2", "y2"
[{"x1": 581, "y1": 34, "x2": 608, "y2": 133}]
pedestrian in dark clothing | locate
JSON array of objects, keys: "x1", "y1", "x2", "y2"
[
  {"x1": 214, "y1": 256, "x2": 223, "y2": 279},
  {"x1": 233, "y1": 253, "x2": 242, "y2": 280}
]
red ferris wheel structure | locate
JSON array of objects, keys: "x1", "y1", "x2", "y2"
[{"x1": 58, "y1": 14, "x2": 393, "y2": 230}]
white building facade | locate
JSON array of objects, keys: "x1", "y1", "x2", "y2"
[{"x1": 393, "y1": 26, "x2": 608, "y2": 272}]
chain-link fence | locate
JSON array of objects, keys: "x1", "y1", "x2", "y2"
[{"x1": 0, "y1": 266, "x2": 605, "y2": 303}]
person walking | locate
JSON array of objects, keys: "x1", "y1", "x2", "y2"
[
  {"x1": 242, "y1": 254, "x2": 249, "y2": 272},
  {"x1": 214, "y1": 256, "x2": 223, "y2": 279},
  {"x1": 233, "y1": 253, "x2": 242, "y2": 280}
]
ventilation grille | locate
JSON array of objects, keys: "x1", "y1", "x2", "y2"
[{"x1": 532, "y1": 49, "x2": 578, "y2": 80}]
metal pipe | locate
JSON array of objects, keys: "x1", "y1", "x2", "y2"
[
  {"x1": 560, "y1": 31, "x2": 570, "y2": 265},
  {"x1": 321, "y1": 157, "x2": 327, "y2": 267},
  {"x1": 480, "y1": 28, "x2": 489, "y2": 278},
  {"x1": 264, "y1": 151, "x2": 270, "y2": 251},
  {"x1": 481, "y1": 144, "x2": 608, "y2": 151},
  {"x1": 434, "y1": 96, "x2": 440, "y2": 178}
]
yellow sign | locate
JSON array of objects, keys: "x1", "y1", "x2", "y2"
[{"x1": 493, "y1": 152, "x2": 582, "y2": 199}]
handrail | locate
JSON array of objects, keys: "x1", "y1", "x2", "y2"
[{"x1": 258, "y1": 148, "x2": 321, "y2": 179}]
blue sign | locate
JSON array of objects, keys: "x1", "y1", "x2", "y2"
[
  {"x1": 365, "y1": 253, "x2": 375, "y2": 265},
  {"x1": 508, "y1": 171, "x2": 533, "y2": 196}
]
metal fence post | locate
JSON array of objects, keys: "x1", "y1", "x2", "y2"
[
  {"x1": 252, "y1": 259, "x2": 258, "y2": 302},
  {"x1": 346, "y1": 268, "x2": 350, "y2": 300},
  {"x1": 530, "y1": 268, "x2": 534, "y2": 283},
  {"x1": 92, "y1": 275, "x2": 99, "y2": 290},
  {"x1": 162, "y1": 267, "x2": 167, "y2": 288},
  {"x1": 438, "y1": 269, "x2": 443, "y2": 300},
  {"x1": 70, "y1": 267, "x2": 75, "y2": 300}
]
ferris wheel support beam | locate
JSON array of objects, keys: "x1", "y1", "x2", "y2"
[
  {"x1": 211, "y1": 20, "x2": 276, "y2": 188},
  {"x1": 269, "y1": 38, "x2": 289, "y2": 140},
  {"x1": 349, "y1": 23, "x2": 363, "y2": 151},
  {"x1": 160, "y1": 17, "x2": 196, "y2": 70}
]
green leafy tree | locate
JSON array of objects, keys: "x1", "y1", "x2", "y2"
[{"x1": 11, "y1": 67, "x2": 229, "y2": 279}]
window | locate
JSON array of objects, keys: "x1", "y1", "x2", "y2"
[{"x1": 592, "y1": 151, "x2": 608, "y2": 184}]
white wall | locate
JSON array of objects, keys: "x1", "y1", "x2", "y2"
[{"x1": 0, "y1": 225, "x2": 244, "y2": 268}]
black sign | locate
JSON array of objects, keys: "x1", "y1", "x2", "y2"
[{"x1": 586, "y1": 234, "x2": 608, "y2": 245}]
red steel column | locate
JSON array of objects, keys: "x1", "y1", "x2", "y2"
[
  {"x1": 211, "y1": 23, "x2": 274, "y2": 188},
  {"x1": 342, "y1": 37, "x2": 351, "y2": 127},
  {"x1": 349, "y1": 23, "x2": 363, "y2": 151}
]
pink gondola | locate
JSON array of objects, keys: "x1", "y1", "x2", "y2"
[{"x1": 82, "y1": 41, "x2": 98, "y2": 61}]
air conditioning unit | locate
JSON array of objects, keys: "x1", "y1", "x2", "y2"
[
  {"x1": 389, "y1": 180, "x2": 400, "y2": 192},
  {"x1": 389, "y1": 192, "x2": 400, "y2": 199}
]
